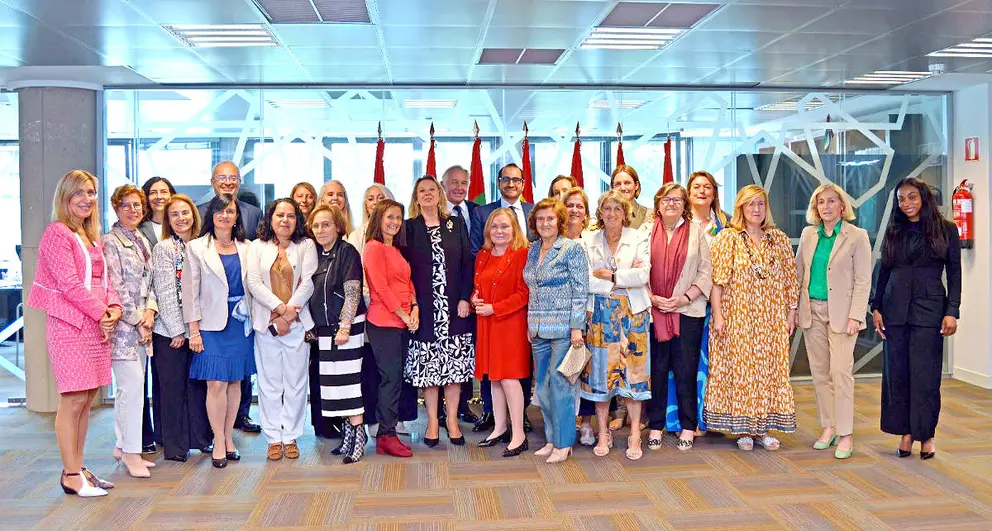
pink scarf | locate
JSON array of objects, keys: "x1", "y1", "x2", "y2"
[{"x1": 650, "y1": 220, "x2": 689, "y2": 342}]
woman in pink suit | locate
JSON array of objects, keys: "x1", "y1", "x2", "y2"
[{"x1": 27, "y1": 169, "x2": 124, "y2": 498}]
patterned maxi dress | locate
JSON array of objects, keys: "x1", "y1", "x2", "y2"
[{"x1": 703, "y1": 227, "x2": 799, "y2": 435}]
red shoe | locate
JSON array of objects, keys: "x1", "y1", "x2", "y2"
[{"x1": 376, "y1": 435, "x2": 413, "y2": 457}]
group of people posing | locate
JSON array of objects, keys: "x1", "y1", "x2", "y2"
[{"x1": 30, "y1": 160, "x2": 960, "y2": 499}]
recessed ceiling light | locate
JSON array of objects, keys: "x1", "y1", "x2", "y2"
[
  {"x1": 580, "y1": 27, "x2": 682, "y2": 50},
  {"x1": 757, "y1": 95, "x2": 841, "y2": 112},
  {"x1": 843, "y1": 71, "x2": 931, "y2": 86},
  {"x1": 165, "y1": 24, "x2": 280, "y2": 48},
  {"x1": 588, "y1": 100, "x2": 646, "y2": 110},
  {"x1": 402, "y1": 100, "x2": 456, "y2": 109},
  {"x1": 930, "y1": 35, "x2": 992, "y2": 58}
]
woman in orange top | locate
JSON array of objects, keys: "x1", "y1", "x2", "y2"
[{"x1": 472, "y1": 208, "x2": 530, "y2": 455}]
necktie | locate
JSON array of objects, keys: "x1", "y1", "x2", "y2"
[{"x1": 453, "y1": 205, "x2": 463, "y2": 218}]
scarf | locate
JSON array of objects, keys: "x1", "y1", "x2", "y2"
[
  {"x1": 116, "y1": 222, "x2": 151, "y2": 262},
  {"x1": 650, "y1": 219, "x2": 689, "y2": 342},
  {"x1": 171, "y1": 235, "x2": 186, "y2": 312}
]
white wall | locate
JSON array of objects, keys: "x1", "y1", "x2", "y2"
[{"x1": 951, "y1": 83, "x2": 992, "y2": 389}]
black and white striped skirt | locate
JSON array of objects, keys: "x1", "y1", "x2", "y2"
[{"x1": 316, "y1": 315, "x2": 365, "y2": 417}]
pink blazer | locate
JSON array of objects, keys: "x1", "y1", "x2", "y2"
[{"x1": 26, "y1": 222, "x2": 122, "y2": 328}]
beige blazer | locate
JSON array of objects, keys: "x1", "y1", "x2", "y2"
[
  {"x1": 647, "y1": 220, "x2": 712, "y2": 318},
  {"x1": 245, "y1": 238, "x2": 318, "y2": 333},
  {"x1": 795, "y1": 221, "x2": 872, "y2": 334},
  {"x1": 182, "y1": 235, "x2": 252, "y2": 331}
]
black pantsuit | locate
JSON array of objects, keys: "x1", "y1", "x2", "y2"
[
  {"x1": 648, "y1": 315, "x2": 705, "y2": 431},
  {"x1": 881, "y1": 325, "x2": 944, "y2": 441},
  {"x1": 366, "y1": 322, "x2": 414, "y2": 436},
  {"x1": 152, "y1": 333, "x2": 212, "y2": 459},
  {"x1": 873, "y1": 219, "x2": 960, "y2": 444},
  {"x1": 141, "y1": 361, "x2": 160, "y2": 447}
]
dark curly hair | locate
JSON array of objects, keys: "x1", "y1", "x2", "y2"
[
  {"x1": 257, "y1": 198, "x2": 308, "y2": 244},
  {"x1": 881, "y1": 177, "x2": 948, "y2": 266},
  {"x1": 199, "y1": 194, "x2": 246, "y2": 242}
]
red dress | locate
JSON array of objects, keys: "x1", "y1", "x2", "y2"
[{"x1": 474, "y1": 248, "x2": 530, "y2": 380}]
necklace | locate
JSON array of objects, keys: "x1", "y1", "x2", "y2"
[{"x1": 605, "y1": 232, "x2": 621, "y2": 245}]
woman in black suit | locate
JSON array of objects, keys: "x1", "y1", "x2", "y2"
[
  {"x1": 872, "y1": 177, "x2": 960, "y2": 460},
  {"x1": 402, "y1": 176, "x2": 475, "y2": 447}
]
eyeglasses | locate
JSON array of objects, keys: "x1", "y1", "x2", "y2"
[
  {"x1": 71, "y1": 190, "x2": 98, "y2": 200},
  {"x1": 660, "y1": 197, "x2": 685, "y2": 205},
  {"x1": 499, "y1": 177, "x2": 524, "y2": 185},
  {"x1": 213, "y1": 174, "x2": 241, "y2": 183},
  {"x1": 119, "y1": 202, "x2": 143, "y2": 212}
]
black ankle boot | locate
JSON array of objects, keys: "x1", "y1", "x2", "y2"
[
  {"x1": 344, "y1": 425, "x2": 368, "y2": 464},
  {"x1": 332, "y1": 423, "x2": 355, "y2": 455}
]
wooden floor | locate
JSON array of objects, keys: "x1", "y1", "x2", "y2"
[{"x1": 1, "y1": 379, "x2": 990, "y2": 530}]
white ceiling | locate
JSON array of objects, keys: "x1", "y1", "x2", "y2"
[{"x1": 0, "y1": 0, "x2": 990, "y2": 87}]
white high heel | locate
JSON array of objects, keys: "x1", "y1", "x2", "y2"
[{"x1": 61, "y1": 471, "x2": 108, "y2": 498}]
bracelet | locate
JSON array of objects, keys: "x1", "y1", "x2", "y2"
[
  {"x1": 189, "y1": 332, "x2": 201, "y2": 338},
  {"x1": 684, "y1": 294, "x2": 692, "y2": 304}
]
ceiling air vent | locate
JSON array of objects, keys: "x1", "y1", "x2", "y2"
[
  {"x1": 478, "y1": 48, "x2": 564, "y2": 65},
  {"x1": 254, "y1": 0, "x2": 370, "y2": 23}
]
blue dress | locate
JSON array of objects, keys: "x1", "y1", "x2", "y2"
[{"x1": 190, "y1": 252, "x2": 256, "y2": 382}]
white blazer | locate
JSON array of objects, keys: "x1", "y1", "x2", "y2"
[
  {"x1": 245, "y1": 238, "x2": 317, "y2": 333},
  {"x1": 182, "y1": 235, "x2": 252, "y2": 331},
  {"x1": 582, "y1": 227, "x2": 652, "y2": 314}
]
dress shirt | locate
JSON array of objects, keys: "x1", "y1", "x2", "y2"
[
  {"x1": 448, "y1": 200, "x2": 471, "y2": 233},
  {"x1": 501, "y1": 198, "x2": 527, "y2": 235}
]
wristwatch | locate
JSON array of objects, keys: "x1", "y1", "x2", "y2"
[{"x1": 611, "y1": 272, "x2": 616, "y2": 283}]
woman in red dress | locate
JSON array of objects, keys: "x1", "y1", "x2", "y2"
[
  {"x1": 472, "y1": 207, "x2": 530, "y2": 456},
  {"x1": 27, "y1": 170, "x2": 124, "y2": 497}
]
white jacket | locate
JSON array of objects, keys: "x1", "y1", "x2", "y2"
[
  {"x1": 182, "y1": 236, "x2": 252, "y2": 331},
  {"x1": 245, "y1": 238, "x2": 318, "y2": 333},
  {"x1": 582, "y1": 227, "x2": 652, "y2": 314}
]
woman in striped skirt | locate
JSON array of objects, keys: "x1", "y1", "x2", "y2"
[{"x1": 307, "y1": 204, "x2": 367, "y2": 464}]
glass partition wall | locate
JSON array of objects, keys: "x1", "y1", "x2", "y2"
[{"x1": 105, "y1": 87, "x2": 950, "y2": 378}]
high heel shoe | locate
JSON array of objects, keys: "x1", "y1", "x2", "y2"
[
  {"x1": 447, "y1": 432, "x2": 465, "y2": 446},
  {"x1": 344, "y1": 425, "x2": 368, "y2": 464},
  {"x1": 502, "y1": 438, "x2": 529, "y2": 457},
  {"x1": 424, "y1": 431, "x2": 440, "y2": 448},
  {"x1": 113, "y1": 447, "x2": 156, "y2": 468},
  {"x1": 920, "y1": 439, "x2": 936, "y2": 460},
  {"x1": 333, "y1": 423, "x2": 356, "y2": 456},
  {"x1": 546, "y1": 447, "x2": 572, "y2": 464},
  {"x1": 226, "y1": 450, "x2": 241, "y2": 461},
  {"x1": 119, "y1": 454, "x2": 151, "y2": 478},
  {"x1": 61, "y1": 471, "x2": 107, "y2": 497},
  {"x1": 478, "y1": 431, "x2": 509, "y2": 448},
  {"x1": 897, "y1": 448, "x2": 912, "y2": 458},
  {"x1": 81, "y1": 468, "x2": 114, "y2": 489}
]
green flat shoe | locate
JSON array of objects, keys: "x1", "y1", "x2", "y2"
[
  {"x1": 835, "y1": 445, "x2": 854, "y2": 459},
  {"x1": 813, "y1": 435, "x2": 838, "y2": 450}
]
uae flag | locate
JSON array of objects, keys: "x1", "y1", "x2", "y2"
[
  {"x1": 521, "y1": 122, "x2": 534, "y2": 203},
  {"x1": 468, "y1": 121, "x2": 486, "y2": 205},
  {"x1": 374, "y1": 122, "x2": 385, "y2": 185}
]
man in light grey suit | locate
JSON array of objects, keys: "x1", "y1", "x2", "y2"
[{"x1": 196, "y1": 161, "x2": 263, "y2": 433}]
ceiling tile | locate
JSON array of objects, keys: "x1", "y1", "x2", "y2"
[
  {"x1": 650, "y1": 3, "x2": 720, "y2": 28},
  {"x1": 757, "y1": 33, "x2": 873, "y2": 55},
  {"x1": 621, "y1": 66, "x2": 720, "y2": 84},
  {"x1": 648, "y1": 49, "x2": 750, "y2": 69},
  {"x1": 387, "y1": 47, "x2": 477, "y2": 65},
  {"x1": 490, "y1": 0, "x2": 610, "y2": 28},
  {"x1": 478, "y1": 48, "x2": 524, "y2": 65},
  {"x1": 696, "y1": 4, "x2": 831, "y2": 32},
  {"x1": 60, "y1": 25, "x2": 183, "y2": 50},
  {"x1": 0, "y1": 0, "x2": 155, "y2": 27},
  {"x1": 188, "y1": 46, "x2": 300, "y2": 66},
  {"x1": 519, "y1": 48, "x2": 564, "y2": 64},
  {"x1": 381, "y1": 26, "x2": 478, "y2": 47},
  {"x1": 376, "y1": 0, "x2": 490, "y2": 26},
  {"x1": 670, "y1": 30, "x2": 783, "y2": 53},
  {"x1": 272, "y1": 24, "x2": 379, "y2": 47},
  {"x1": 122, "y1": 0, "x2": 269, "y2": 25},
  {"x1": 547, "y1": 64, "x2": 643, "y2": 83},
  {"x1": 563, "y1": 49, "x2": 663, "y2": 68},
  {"x1": 390, "y1": 64, "x2": 469, "y2": 82},
  {"x1": 290, "y1": 46, "x2": 383, "y2": 65},
  {"x1": 216, "y1": 62, "x2": 313, "y2": 83},
  {"x1": 482, "y1": 27, "x2": 585, "y2": 49},
  {"x1": 759, "y1": 69, "x2": 850, "y2": 87},
  {"x1": 798, "y1": 7, "x2": 936, "y2": 36},
  {"x1": 303, "y1": 63, "x2": 390, "y2": 82},
  {"x1": 469, "y1": 64, "x2": 556, "y2": 83},
  {"x1": 921, "y1": 11, "x2": 992, "y2": 38}
]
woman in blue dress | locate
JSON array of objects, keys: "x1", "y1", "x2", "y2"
[
  {"x1": 183, "y1": 194, "x2": 256, "y2": 469},
  {"x1": 663, "y1": 171, "x2": 729, "y2": 435}
]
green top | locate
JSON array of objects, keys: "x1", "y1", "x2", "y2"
[{"x1": 808, "y1": 222, "x2": 840, "y2": 300}]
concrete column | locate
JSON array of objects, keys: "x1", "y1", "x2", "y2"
[{"x1": 17, "y1": 85, "x2": 101, "y2": 412}]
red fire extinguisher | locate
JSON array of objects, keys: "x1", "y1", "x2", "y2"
[{"x1": 952, "y1": 179, "x2": 974, "y2": 249}]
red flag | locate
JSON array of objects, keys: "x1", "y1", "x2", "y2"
[
  {"x1": 468, "y1": 121, "x2": 486, "y2": 205},
  {"x1": 662, "y1": 136, "x2": 674, "y2": 184},
  {"x1": 616, "y1": 122, "x2": 625, "y2": 167},
  {"x1": 571, "y1": 122, "x2": 584, "y2": 188},
  {"x1": 521, "y1": 122, "x2": 534, "y2": 203},
  {"x1": 374, "y1": 122, "x2": 385, "y2": 185},
  {"x1": 425, "y1": 122, "x2": 437, "y2": 178}
]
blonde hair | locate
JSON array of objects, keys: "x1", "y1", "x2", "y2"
[
  {"x1": 594, "y1": 189, "x2": 632, "y2": 231},
  {"x1": 482, "y1": 208, "x2": 528, "y2": 251},
  {"x1": 408, "y1": 176, "x2": 450, "y2": 219},
  {"x1": 53, "y1": 169, "x2": 101, "y2": 242},
  {"x1": 361, "y1": 183, "x2": 395, "y2": 225},
  {"x1": 729, "y1": 184, "x2": 774, "y2": 230},
  {"x1": 806, "y1": 183, "x2": 856, "y2": 225},
  {"x1": 563, "y1": 187, "x2": 590, "y2": 229},
  {"x1": 161, "y1": 194, "x2": 201, "y2": 240},
  {"x1": 319, "y1": 180, "x2": 354, "y2": 234}
]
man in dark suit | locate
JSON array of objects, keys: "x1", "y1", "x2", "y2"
[
  {"x1": 438, "y1": 165, "x2": 481, "y2": 427},
  {"x1": 468, "y1": 163, "x2": 535, "y2": 433},
  {"x1": 196, "y1": 160, "x2": 263, "y2": 434}
]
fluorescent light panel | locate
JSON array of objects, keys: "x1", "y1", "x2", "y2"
[
  {"x1": 930, "y1": 35, "x2": 992, "y2": 58},
  {"x1": 843, "y1": 70, "x2": 931, "y2": 85},
  {"x1": 165, "y1": 24, "x2": 279, "y2": 48},
  {"x1": 580, "y1": 26, "x2": 683, "y2": 50},
  {"x1": 268, "y1": 99, "x2": 328, "y2": 108},
  {"x1": 588, "y1": 100, "x2": 645, "y2": 109}
]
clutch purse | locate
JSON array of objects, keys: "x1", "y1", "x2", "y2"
[{"x1": 556, "y1": 343, "x2": 592, "y2": 384}]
